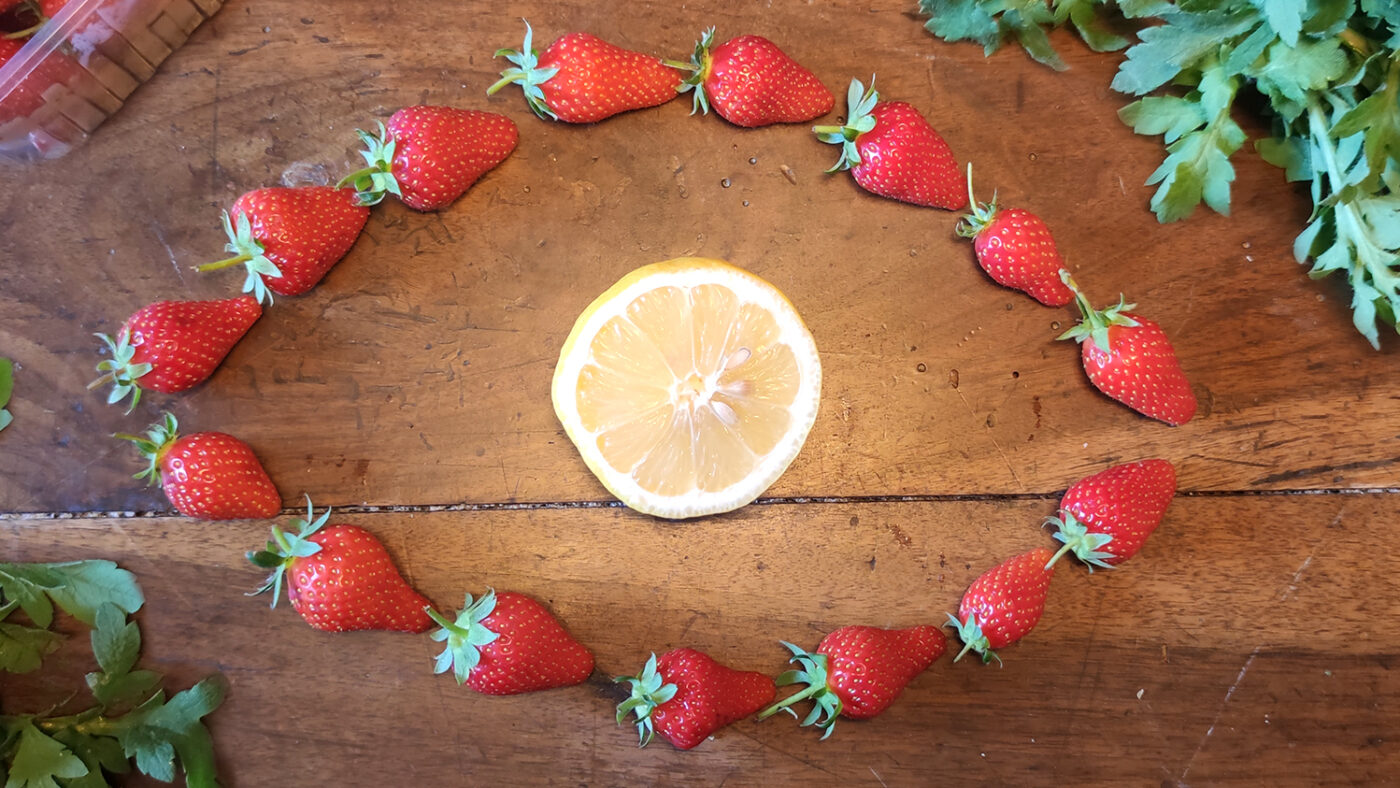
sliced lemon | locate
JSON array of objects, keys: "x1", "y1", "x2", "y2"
[{"x1": 552, "y1": 258, "x2": 822, "y2": 519}]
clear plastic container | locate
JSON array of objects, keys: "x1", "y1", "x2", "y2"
[{"x1": 0, "y1": 0, "x2": 223, "y2": 162}]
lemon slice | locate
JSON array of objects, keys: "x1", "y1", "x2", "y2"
[{"x1": 552, "y1": 258, "x2": 822, "y2": 519}]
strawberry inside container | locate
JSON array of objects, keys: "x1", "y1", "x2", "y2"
[{"x1": 0, "y1": 0, "x2": 222, "y2": 162}]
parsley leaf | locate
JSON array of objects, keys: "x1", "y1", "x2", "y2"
[
  {"x1": 113, "y1": 676, "x2": 227, "y2": 788},
  {"x1": 0, "y1": 621, "x2": 62, "y2": 674},
  {"x1": 0, "y1": 562, "x2": 143, "y2": 628},
  {"x1": 6, "y1": 723, "x2": 89, "y2": 788},
  {"x1": 0, "y1": 359, "x2": 12, "y2": 434}
]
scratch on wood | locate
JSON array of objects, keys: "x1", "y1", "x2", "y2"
[
  {"x1": 870, "y1": 766, "x2": 889, "y2": 787},
  {"x1": 150, "y1": 222, "x2": 184, "y2": 286},
  {"x1": 1179, "y1": 646, "x2": 1261, "y2": 782},
  {"x1": 954, "y1": 387, "x2": 1024, "y2": 491}
]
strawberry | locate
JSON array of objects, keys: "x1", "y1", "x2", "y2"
[
  {"x1": 116, "y1": 411, "x2": 280, "y2": 520},
  {"x1": 90, "y1": 295, "x2": 261, "y2": 411},
  {"x1": 672, "y1": 28, "x2": 832, "y2": 127},
  {"x1": 1058, "y1": 272, "x2": 1197, "y2": 425},
  {"x1": 815, "y1": 77, "x2": 966, "y2": 210},
  {"x1": 487, "y1": 21, "x2": 680, "y2": 124},
  {"x1": 339, "y1": 106, "x2": 518, "y2": 211},
  {"x1": 425, "y1": 588, "x2": 593, "y2": 695},
  {"x1": 0, "y1": 36, "x2": 22, "y2": 69},
  {"x1": 616, "y1": 649, "x2": 775, "y2": 749},
  {"x1": 195, "y1": 186, "x2": 369, "y2": 303},
  {"x1": 1045, "y1": 459, "x2": 1177, "y2": 570},
  {"x1": 955, "y1": 164, "x2": 1074, "y2": 306},
  {"x1": 948, "y1": 547, "x2": 1055, "y2": 664},
  {"x1": 757, "y1": 625, "x2": 946, "y2": 739},
  {"x1": 248, "y1": 498, "x2": 434, "y2": 633},
  {"x1": 37, "y1": 0, "x2": 66, "y2": 17}
]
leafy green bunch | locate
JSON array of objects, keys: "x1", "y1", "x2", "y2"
[
  {"x1": 921, "y1": 0, "x2": 1400, "y2": 348},
  {"x1": 1, "y1": 562, "x2": 226, "y2": 788}
]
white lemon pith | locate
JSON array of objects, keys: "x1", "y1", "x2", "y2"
[{"x1": 552, "y1": 258, "x2": 822, "y2": 519}]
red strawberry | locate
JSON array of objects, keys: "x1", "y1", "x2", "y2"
[
  {"x1": 486, "y1": 21, "x2": 680, "y2": 124},
  {"x1": 0, "y1": 36, "x2": 22, "y2": 69},
  {"x1": 815, "y1": 77, "x2": 966, "y2": 210},
  {"x1": 248, "y1": 498, "x2": 434, "y2": 633},
  {"x1": 949, "y1": 547, "x2": 1055, "y2": 664},
  {"x1": 340, "y1": 106, "x2": 518, "y2": 211},
  {"x1": 37, "y1": 0, "x2": 67, "y2": 18},
  {"x1": 955, "y1": 164, "x2": 1073, "y2": 306},
  {"x1": 616, "y1": 649, "x2": 775, "y2": 749},
  {"x1": 757, "y1": 625, "x2": 946, "y2": 738},
  {"x1": 116, "y1": 411, "x2": 280, "y2": 520},
  {"x1": 425, "y1": 588, "x2": 593, "y2": 695},
  {"x1": 1059, "y1": 273, "x2": 1197, "y2": 425},
  {"x1": 1045, "y1": 459, "x2": 1177, "y2": 570},
  {"x1": 674, "y1": 28, "x2": 832, "y2": 127},
  {"x1": 195, "y1": 186, "x2": 369, "y2": 303},
  {"x1": 90, "y1": 295, "x2": 261, "y2": 411}
]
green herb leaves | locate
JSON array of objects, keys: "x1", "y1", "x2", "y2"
[
  {"x1": 0, "y1": 358, "x2": 13, "y2": 433},
  {"x1": 1, "y1": 562, "x2": 226, "y2": 787},
  {"x1": 920, "y1": 1, "x2": 1400, "y2": 347}
]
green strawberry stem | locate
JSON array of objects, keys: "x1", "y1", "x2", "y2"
[
  {"x1": 955, "y1": 162, "x2": 999, "y2": 238},
  {"x1": 1055, "y1": 270, "x2": 1140, "y2": 354},
  {"x1": 813, "y1": 76, "x2": 879, "y2": 173},
  {"x1": 336, "y1": 122, "x2": 403, "y2": 207},
  {"x1": 946, "y1": 612, "x2": 1002, "y2": 666},
  {"x1": 192, "y1": 253, "x2": 251, "y2": 272},
  {"x1": 4, "y1": 22, "x2": 41, "y2": 39},
  {"x1": 193, "y1": 211, "x2": 282, "y2": 304},
  {"x1": 246, "y1": 495, "x2": 327, "y2": 606},
  {"x1": 613, "y1": 653, "x2": 678, "y2": 748},
  {"x1": 1043, "y1": 513, "x2": 1116, "y2": 572},
  {"x1": 89, "y1": 331, "x2": 152, "y2": 413},
  {"x1": 755, "y1": 641, "x2": 842, "y2": 739},
  {"x1": 487, "y1": 21, "x2": 561, "y2": 120},
  {"x1": 426, "y1": 589, "x2": 501, "y2": 685},
  {"x1": 674, "y1": 28, "x2": 716, "y2": 115},
  {"x1": 114, "y1": 411, "x2": 179, "y2": 486}
]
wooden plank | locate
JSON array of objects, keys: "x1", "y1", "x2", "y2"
[
  {"x1": 2, "y1": 2, "x2": 1398, "y2": 513},
  {"x1": 3, "y1": 494, "x2": 1396, "y2": 785}
]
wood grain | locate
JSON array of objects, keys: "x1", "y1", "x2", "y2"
[
  {"x1": 0, "y1": 1, "x2": 1397, "y2": 512},
  {"x1": 4, "y1": 494, "x2": 1397, "y2": 786}
]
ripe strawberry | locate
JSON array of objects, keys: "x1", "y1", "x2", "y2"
[
  {"x1": 90, "y1": 295, "x2": 261, "y2": 411},
  {"x1": 1045, "y1": 459, "x2": 1177, "y2": 570},
  {"x1": 115, "y1": 412, "x2": 280, "y2": 520},
  {"x1": 339, "y1": 106, "x2": 518, "y2": 211},
  {"x1": 955, "y1": 164, "x2": 1073, "y2": 306},
  {"x1": 1059, "y1": 272, "x2": 1197, "y2": 425},
  {"x1": 948, "y1": 547, "x2": 1056, "y2": 664},
  {"x1": 195, "y1": 186, "x2": 369, "y2": 303},
  {"x1": 248, "y1": 498, "x2": 434, "y2": 633},
  {"x1": 37, "y1": 0, "x2": 67, "y2": 17},
  {"x1": 815, "y1": 77, "x2": 966, "y2": 210},
  {"x1": 673, "y1": 28, "x2": 832, "y2": 127},
  {"x1": 616, "y1": 649, "x2": 775, "y2": 749},
  {"x1": 425, "y1": 588, "x2": 593, "y2": 695},
  {"x1": 0, "y1": 36, "x2": 22, "y2": 69},
  {"x1": 487, "y1": 21, "x2": 680, "y2": 124},
  {"x1": 757, "y1": 625, "x2": 946, "y2": 738}
]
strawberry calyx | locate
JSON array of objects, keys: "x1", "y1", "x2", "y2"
[
  {"x1": 813, "y1": 76, "x2": 879, "y2": 173},
  {"x1": 486, "y1": 21, "x2": 561, "y2": 121},
  {"x1": 113, "y1": 411, "x2": 179, "y2": 487},
  {"x1": 1056, "y1": 270, "x2": 1140, "y2": 354},
  {"x1": 955, "y1": 162, "x2": 1000, "y2": 239},
  {"x1": 671, "y1": 27, "x2": 717, "y2": 116},
  {"x1": 425, "y1": 588, "x2": 502, "y2": 685},
  {"x1": 194, "y1": 211, "x2": 283, "y2": 305},
  {"x1": 1043, "y1": 512, "x2": 1116, "y2": 572},
  {"x1": 946, "y1": 612, "x2": 1003, "y2": 666},
  {"x1": 756, "y1": 641, "x2": 843, "y2": 740},
  {"x1": 613, "y1": 653, "x2": 678, "y2": 747},
  {"x1": 4, "y1": 1, "x2": 44, "y2": 39},
  {"x1": 246, "y1": 495, "x2": 327, "y2": 607},
  {"x1": 336, "y1": 121, "x2": 404, "y2": 207},
  {"x1": 88, "y1": 330, "x2": 152, "y2": 413}
]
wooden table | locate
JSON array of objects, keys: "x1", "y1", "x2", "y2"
[{"x1": 4, "y1": 1, "x2": 1397, "y2": 785}]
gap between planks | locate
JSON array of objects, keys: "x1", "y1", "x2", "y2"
[{"x1": 3, "y1": 487, "x2": 1399, "y2": 521}]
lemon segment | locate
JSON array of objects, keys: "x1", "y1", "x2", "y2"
[{"x1": 552, "y1": 258, "x2": 822, "y2": 519}]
